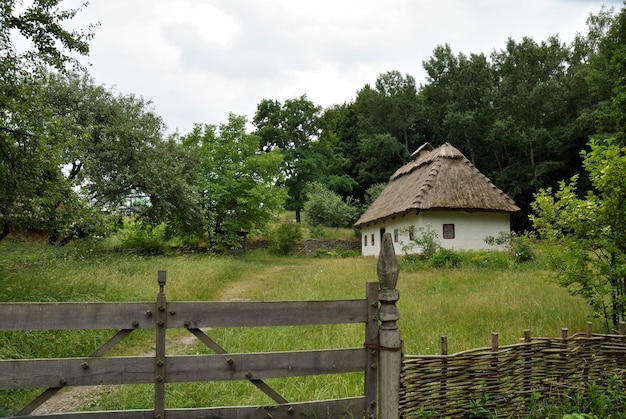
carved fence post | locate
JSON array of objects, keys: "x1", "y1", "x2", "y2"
[{"x1": 377, "y1": 233, "x2": 401, "y2": 419}]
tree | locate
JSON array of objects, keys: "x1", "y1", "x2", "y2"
[
  {"x1": 182, "y1": 114, "x2": 286, "y2": 249},
  {"x1": 36, "y1": 70, "x2": 183, "y2": 243},
  {"x1": 0, "y1": 1, "x2": 94, "y2": 240},
  {"x1": 586, "y1": 5, "x2": 626, "y2": 144},
  {"x1": 253, "y1": 95, "x2": 324, "y2": 222},
  {"x1": 530, "y1": 138, "x2": 626, "y2": 332}
]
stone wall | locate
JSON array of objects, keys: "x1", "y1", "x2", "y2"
[{"x1": 302, "y1": 239, "x2": 361, "y2": 255}]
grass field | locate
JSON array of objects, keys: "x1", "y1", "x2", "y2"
[{"x1": 0, "y1": 239, "x2": 599, "y2": 413}]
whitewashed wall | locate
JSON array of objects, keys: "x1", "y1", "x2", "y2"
[{"x1": 359, "y1": 210, "x2": 511, "y2": 256}]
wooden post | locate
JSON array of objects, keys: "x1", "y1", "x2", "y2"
[
  {"x1": 155, "y1": 271, "x2": 167, "y2": 419},
  {"x1": 377, "y1": 233, "x2": 401, "y2": 419},
  {"x1": 440, "y1": 334, "x2": 448, "y2": 409},
  {"x1": 364, "y1": 281, "x2": 379, "y2": 418},
  {"x1": 523, "y1": 329, "x2": 532, "y2": 400}
]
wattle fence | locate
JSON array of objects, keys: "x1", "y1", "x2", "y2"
[{"x1": 400, "y1": 323, "x2": 626, "y2": 418}]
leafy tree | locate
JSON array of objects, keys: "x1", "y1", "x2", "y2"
[
  {"x1": 253, "y1": 95, "x2": 324, "y2": 222},
  {"x1": 36, "y1": 70, "x2": 182, "y2": 243},
  {"x1": 530, "y1": 139, "x2": 626, "y2": 332},
  {"x1": 0, "y1": 1, "x2": 94, "y2": 240},
  {"x1": 304, "y1": 182, "x2": 359, "y2": 229},
  {"x1": 315, "y1": 103, "x2": 359, "y2": 198},
  {"x1": 586, "y1": 5, "x2": 626, "y2": 144},
  {"x1": 351, "y1": 71, "x2": 425, "y2": 197},
  {"x1": 181, "y1": 114, "x2": 286, "y2": 249}
]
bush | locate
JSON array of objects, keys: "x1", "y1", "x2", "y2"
[
  {"x1": 401, "y1": 226, "x2": 441, "y2": 258},
  {"x1": 466, "y1": 250, "x2": 512, "y2": 269},
  {"x1": 304, "y1": 183, "x2": 359, "y2": 229},
  {"x1": 430, "y1": 248, "x2": 461, "y2": 268},
  {"x1": 268, "y1": 222, "x2": 303, "y2": 256},
  {"x1": 117, "y1": 221, "x2": 167, "y2": 255},
  {"x1": 484, "y1": 231, "x2": 535, "y2": 264}
]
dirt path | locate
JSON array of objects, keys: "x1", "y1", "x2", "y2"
[{"x1": 31, "y1": 266, "x2": 287, "y2": 414}]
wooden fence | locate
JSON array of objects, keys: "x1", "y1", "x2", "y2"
[
  {"x1": 0, "y1": 234, "x2": 403, "y2": 419},
  {"x1": 399, "y1": 323, "x2": 626, "y2": 418}
]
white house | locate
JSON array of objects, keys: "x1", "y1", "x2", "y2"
[{"x1": 354, "y1": 143, "x2": 520, "y2": 256}]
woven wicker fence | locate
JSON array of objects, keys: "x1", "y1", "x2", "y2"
[{"x1": 400, "y1": 323, "x2": 626, "y2": 418}]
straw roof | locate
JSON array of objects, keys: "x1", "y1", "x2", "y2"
[{"x1": 354, "y1": 143, "x2": 520, "y2": 228}]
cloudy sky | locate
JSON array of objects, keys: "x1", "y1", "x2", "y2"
[{"x1": 63, "y1": 0, "x2": 623, "y2": 135}]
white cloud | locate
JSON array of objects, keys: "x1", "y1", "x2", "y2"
[{"x1": 61, "y1": 0, "x2": 622, "y2": 134}]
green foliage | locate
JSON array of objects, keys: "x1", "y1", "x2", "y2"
[
  {"x1": 0, "y1": 2, "x2": 95, "y2": 241},
  {"x1": 253, "y1": 95, "x2": 324, "y2": 222},
  {"x1": 524, "y1": 375, "x2": 626, "y2": 418},
  {"x1": 531, "y1": 138, "x2": 626, "y2": 332},
  {"x1": 364, "y1": 183, "x2": 386, "y2": 206},
  {"x1": 430, "y1": 248, "x2": 461, "y2": 268},
  {"x1": 181, "y1": 114, "x2": 286, "y2": 249},
  {"x1": 484, "y1": 231, "x2": 536, "y2": 264},
  {"x1": 466, "y1": 250, "x2": 512, "y2": 270},
  {"x1": 401, "y1": 226, "x2": 441, "y2": 258},
  {"x1": 267, "y1": 222, "x2": 303, "y2": 256},
  {"x1": 304, "y1": 182, "x2": 359, "y2": 229},
  {"x1": 117, "y1": 221, "x2": 167, "y2": 255}
]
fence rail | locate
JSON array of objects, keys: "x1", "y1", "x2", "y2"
[{"x1": 399, "y1": 324, "x2": 626, "y2": 418}]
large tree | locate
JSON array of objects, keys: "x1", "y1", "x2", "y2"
[
  {"x1": 0, "y1": 1, "x2": 94, "y2": 240},
  {"x1": 181, "y1": 114, "x2": 285, "y2": 249},
  {"x1": 253, "y1": 95, "x2": 323, "y2": 222},
  {"x1": 585, "y1": 5, "x2": 626, "y2": 144}
]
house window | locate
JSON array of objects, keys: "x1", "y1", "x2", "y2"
[
  {"x1": 371, "y1": 234, "x2": 375, "y2": 246},
  {"x1": 393, "y1": 229, "x2": 399, "y2": 242},
  {"x1": 364, "y1": 235, "x2": 368, "y2": 246},
  {"x1": 408, "y1": 226, "x2": 415, "y2": 241},
  {"x1": 443, "y1": 224, "x2": 455, "y2": 239}
]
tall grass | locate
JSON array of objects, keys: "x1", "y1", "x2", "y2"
[{"x1": 0, "y1": 240, "x2": 599, "y2": 413}]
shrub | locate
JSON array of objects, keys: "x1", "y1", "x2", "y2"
[
  {"x1": 401, "y1": 226, "x2": 441, "y2": 258},
  {"x1": 117, "y1": 221, "x2": 167, "y2": 255},
  {"x1": 304, "y1": 183, "x2": 359, "y2": 229},
  {"x1": 466, "y1": 250, "x2": 512, "y2": 269},
  {"x1": 430, "y1": 248, "x2": 461, "y2": 268},
  {"x1": 268, "y1": 222, "x2": 303, "y2": 256},
  {"x1": 484, "y1": 231, "x2": 535, "y2": 264}
]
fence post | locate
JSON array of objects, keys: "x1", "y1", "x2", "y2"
[
  {"x1": 155, "y1": 271, "x2": 167, "y2": 419},
  {"x1": 377, "y1": 233, "x2": 401, "y2": 419}
]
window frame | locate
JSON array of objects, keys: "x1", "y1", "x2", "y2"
[{"x1": 442, "y1": 223, "x2": 455, "y2": 240}]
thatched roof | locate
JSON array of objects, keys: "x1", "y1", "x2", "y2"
[{"x1": 354, "y1": 143, "x2": 520, "y2": 228}]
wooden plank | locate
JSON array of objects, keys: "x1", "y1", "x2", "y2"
[
  {"x1": 0, "y1": 349, "x2": 367, "y2": 389},
  {"x1": 165, "y1": 348, "x2": 367, "y2": 382},
  {"x1": 26, "y1": 397, "x2": 366, "y2": 419},
  {"x1": 166, "y1": 299, "x2": 368, "y2": 328},
  {"x1": 0, "y1": 357, "x2": 154, "y2": 389},
  {"x1": 0, "y1": 302, "x2": 155, "y2": 330},
  {"x1": 0, "y1": 299, "x2": 367, "y2": 331}
]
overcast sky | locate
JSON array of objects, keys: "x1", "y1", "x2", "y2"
[{"x1": 63, "y1": 0, "x2": 623, "y2": 135}]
